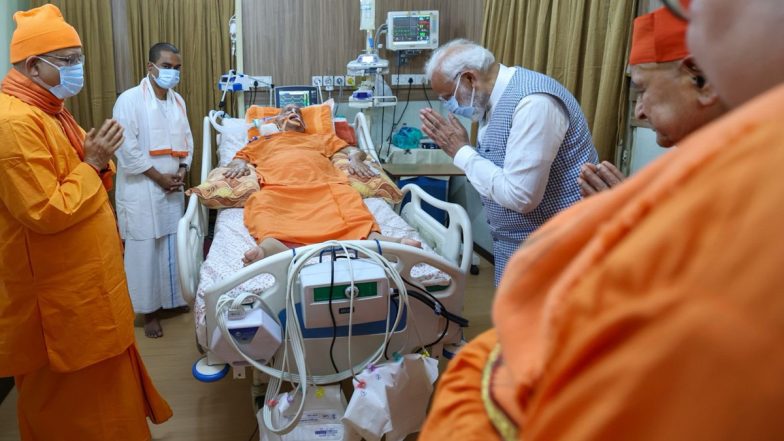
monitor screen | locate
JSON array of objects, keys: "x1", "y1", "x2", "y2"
[
  {"x1": 386, "y1": 11, "x2": 439, "y2": 51},
  {"x1": 274, "y1": 86, "x2": 320, "y2": 108}
]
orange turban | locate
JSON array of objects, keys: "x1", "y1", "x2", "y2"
[
  {"x1": 10, "y1": 4, "x2": 81, "y2": 64},
  {"x1": 629, "y1": 4, "x2": 689, "y2": 65}
]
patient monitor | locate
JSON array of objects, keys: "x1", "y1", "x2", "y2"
[
  {"x1": 386, "y1": 11, "x2": 439, "y2": 51},
  {"x1": 274, "y1": 86, "x2": 320, "y2": 108},
  {"x1": 299, "y1": 258, "x2": 390, "y2": 330}
]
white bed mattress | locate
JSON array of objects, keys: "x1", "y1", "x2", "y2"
[{"x1": 194, "y1": 197, "x2": 450, "y2": 347}]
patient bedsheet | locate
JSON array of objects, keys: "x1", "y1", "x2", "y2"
[{"x1": 194, "y1": 197, "x2": 450, "y2": 347}]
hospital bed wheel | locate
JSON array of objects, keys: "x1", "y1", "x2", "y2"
[
  {"x1": 192, "y1": 356, "x2": 230, "y2": 383},
  {"x1": 470, "y1": 264, "x2": 480, "y2": 275}
]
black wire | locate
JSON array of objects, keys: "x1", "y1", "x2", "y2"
[
  {"x1": 402, "y1": 276, "x2": 470, "y2": 327},
  {"x1": 422, "y1": 315, "x2": 450, "y2": 349},
  {"x1": 328, "y1": 250, "x2": 339, "y2": 374},
  {"x1": 391, "y1": 83, "x2": 413, "y2": 128},
  {"x1": 422, "y1": 82, "x2": 432, "y2": 108},
  {"x1": 385, "y1": 53, "x2": 402, "y2": 155},
  {"x1": 334, "y1": 85, "x2": 342, "y2": 116},
  {"x1": 383, "y1": 82, "x2": 413, "y2": 160},
  {"x1": 383, "y1": 293, "x2": 400, "y2": 361},
  {"x1": 380, "y1": 106, "x2": 385, "y2": 156},
  {"x1": 246, "y1": 423, "x2": 258, "y2": 441},
  {"x1": 383, "y1": 283, "x2": 468, "y2": 359}
]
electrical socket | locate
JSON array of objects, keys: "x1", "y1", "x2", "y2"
[
  {"x1": 322, "y1": 76, "x2": 334, "y2": 87},
  {"x1": 311, "y1": 76, "x2": 322, "y2": 87},
  {"x1": 345, "y1": 75, "x2": 356, "y2": 87},
  {"x1": 333, "y1": 75, "x2": 345, "y2": 87},
  {"x1": 391, "y1": 74, "x2": 427, "y2": 86},
  {"x1": 250, "y1": 75, "x2": 272, "y2": 87}
]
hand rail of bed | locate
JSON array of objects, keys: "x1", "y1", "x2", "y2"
[
  {"x1": 398, "y1": 184, "x2": 473, "y2": 274},
  {"x1": 176, "y1": 115, "x2": 213, "y2": 304},
  {"x1": 353, "y1": 112, "x2": 381, "y2": 164}
]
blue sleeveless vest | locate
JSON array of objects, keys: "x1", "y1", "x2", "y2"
[{"x1": 478, "y1": 68, "x2": 597, "y2": 284}]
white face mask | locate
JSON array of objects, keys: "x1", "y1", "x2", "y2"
[
  {"x1": 151, "y1": 64, "x2": 180, "y2": 89},
  {"x1": 35, "y1": 57, "x2": 84, "y2": 99},
  {"x1": 443, "y1": 73, "x2": 475, "y2": 119}
]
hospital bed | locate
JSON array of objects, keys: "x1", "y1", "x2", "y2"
[{"x1": 176, "y1": 111, "x2": 473, "y2": 380}]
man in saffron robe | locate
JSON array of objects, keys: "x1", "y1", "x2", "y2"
[
  {"x1": 421, "y1": 0, "x2": 784, "y2": 439},
  {"x1": 577, "y1": 0, "x2": 726, "y2": 197},
  {"x1": 0, "y1": 5, "x2": 172, "y2": 440},
  {"x1": 224, "y1": 104, "x2": 419, "y2": 263}
]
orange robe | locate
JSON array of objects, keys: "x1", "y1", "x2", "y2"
[
  {"x1": 425, "y1": 84, "x2": 784, "y2": 440},
  {"x1": 236, "y1": 131, "x2": 379, "y2": 244},
  {"x1": 0, "y1": 76, "x2": 172, "y2": 439}
]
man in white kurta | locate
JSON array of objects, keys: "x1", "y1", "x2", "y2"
[{"x1": 113, "y1": 43, "x2": 193, "y2": 338}]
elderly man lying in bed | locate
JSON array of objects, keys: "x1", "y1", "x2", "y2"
[{"x1": 224, "y1": 104, "x2": 419, "y2": 264}]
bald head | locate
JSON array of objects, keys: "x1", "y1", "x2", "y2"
[{"x1": 687, "y1": 0, "x2": 784, "y2": 108}]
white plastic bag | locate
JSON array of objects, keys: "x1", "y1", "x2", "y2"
[
  {"x1": 342, "y1": 354, "x2": 439, "y2": 441},
  {"x1": 259, "y1": 385, "x2": 359, "y2": 441}
]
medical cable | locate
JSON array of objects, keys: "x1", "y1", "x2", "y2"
[
  {"x1": 391, "y1": 83, "x2": 413, "y2": 129},
  {"x1": 216, "y1": 241, "x2": 411, "y2": 433},
  {"x1": 379, "y1": 106, "x2": 385, "y2": 155},
  {"x1": 385, "y1": 82, "x2": 413, "y2": 159},
  {"x1": 403, "y1": 277, "x2": 470, "y2": 327},
  {"x1": 327, "y1": 250, "x2": 340, "y2": 374},
  {"x1": 216, "y1": 291, "x2": 307, "y2": 434},
  {"x1": 422, "y1": 82, "x2": 433, "y2": 108},
  {"x1": 246, "y1": 423, "x2": 258, "y2": 441},
  {"x1": 384, "y1": 52, "x2": 402, "y2": 156},
  {"x1": 218, "y1": 70, "x2": 237, "y2": 113},
  {"x1": 374, "y1": 24, "x2": 388, "y2": 53},
  {"x1": 217, "y1": 243, "x2": 409, "y2": 381}
]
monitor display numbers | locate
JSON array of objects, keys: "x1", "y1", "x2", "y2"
[{"x1": 392, "y1": 16, "x2": 431, "y2": 43}]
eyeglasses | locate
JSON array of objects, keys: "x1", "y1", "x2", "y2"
[
  {"x1": 662, "y1": 0, "x2": 690, "y2": 21},
  {"x1": 40, "y1": 53, "x2": 85, "y2": 67}
]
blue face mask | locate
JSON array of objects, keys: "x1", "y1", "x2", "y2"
[
  {"x1": 36, "y1": 57, "x2": 84, "y2": 99},
  {"x1": 444, "y1": 73, "x2": 475, "y2": 119},
  {"x1": 152, "y1": 64, "x2": 180, "y2": 89}
]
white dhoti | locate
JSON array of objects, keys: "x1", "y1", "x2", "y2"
[
  {"x1": 124, "y1": 234, "x2": 185, "y2": 314},
  {"x1": 113, "y1": 77, "x2": 194, "y2": 316}
]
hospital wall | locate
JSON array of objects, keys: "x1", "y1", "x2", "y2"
[
  {"x1": 0, "y1": 0, "x2": 31, "y2": 74},
  {"x1": 241, "y1": 0, "x2": 484, "y2": 86}
]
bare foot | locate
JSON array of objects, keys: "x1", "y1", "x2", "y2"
[
  {"x1": 144, "y1": 313, "x2": 163, "y2": 338},
  {"x1": 242, "y1": 246, "x2": 265, "y2": 266},
  {"x1": 401, "y1": 238, "x2": 423, "y2": 248}
]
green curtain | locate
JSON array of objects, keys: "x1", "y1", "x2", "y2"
[
  {"x1": 482, "y1": 0, "x2": 638, "y2": 161},
  {"x1": 124, "y1": 0, "x2": 234, "y2": 187},
  {"x1": 30, "y1": 0, "x2": 117, "y2": 131}
]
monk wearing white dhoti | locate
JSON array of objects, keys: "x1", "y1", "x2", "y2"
[
  {"x1": 113, "y1": 43, "x2": 194, "y2": 338},
  {"x1": 0, "y1": 5, "x2": 172, "y2": 440}
]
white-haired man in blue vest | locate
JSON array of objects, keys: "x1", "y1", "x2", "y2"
[{"x1": 421, "y1": 39, "x2": 598, "y2": 285}]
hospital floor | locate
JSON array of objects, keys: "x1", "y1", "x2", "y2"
[{"x1": 0, "y1": 257, "x2": 494, "y2": 441}]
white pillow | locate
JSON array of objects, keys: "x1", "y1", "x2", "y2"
[{"x1": 212, "y1": 116, "x2": 250, "y2": 167}]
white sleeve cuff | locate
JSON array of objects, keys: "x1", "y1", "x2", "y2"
[{"x1": 453, "y1": 145, "x2": 476, "y2": 170}]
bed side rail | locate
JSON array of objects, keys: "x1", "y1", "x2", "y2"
[
  {"x1": 399, "y1": 184, "x2": 472, "y2": 274},
  {"x1": 353, "y1": 112, "x2": 381, "y2": 164},
  {"x1": 176, "y1": 116, "x2": 214, "y2": 303}
]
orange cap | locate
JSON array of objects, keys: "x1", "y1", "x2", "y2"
[
  {"x1": 9, "y1": 4, "x2": 81, "y2": 64},
  {"x1": 629, "y1": 4, "x2": 689, "y2": 65}
]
